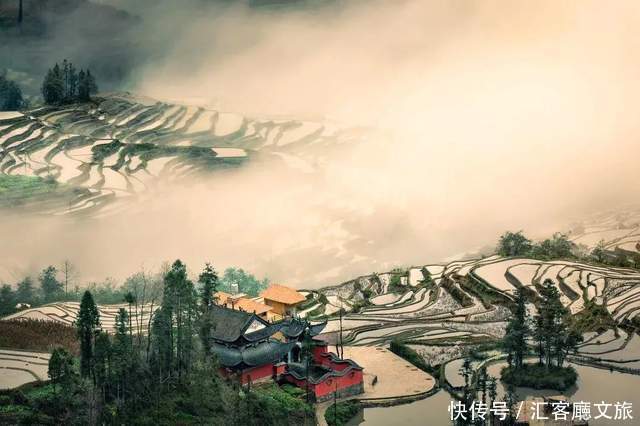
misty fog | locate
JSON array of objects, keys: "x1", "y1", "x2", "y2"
[{"x1": 2, "y1": 0, "x2": 640, "y2": 288}]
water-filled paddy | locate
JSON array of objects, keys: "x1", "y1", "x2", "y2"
[{"x1": 351, "y1": 363, "x2": 639, "y2": 425}]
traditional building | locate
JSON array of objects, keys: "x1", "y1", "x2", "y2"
[
  {"x1": 260, "y1": 284, "x2": 307, "y2": 318},
  {"x1": 214, "y1": 291, "x2": 273, "y2": 319},
  {"x1": 207, "y1": 304, "x2": 364, "y2": 402}
]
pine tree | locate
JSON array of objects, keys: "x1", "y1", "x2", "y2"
[
  {"x1": 15, "y1": 276, "x2": 36, "y2": 305},
  {"x1": 198, "y1": 263, "x2": 219, "y2": 309},
  {"x1": 77, "y1": 69, "x2": 98, "y2": 102},
  {"x1": 113, "y1": 308, "x2": 132, "y2": 404},
  {"x1": 503, "y1": 288, "x2": 529, "y2": 369},
  {"x1": 39, "y1": 266, "x2": 63, "y2": 302},
  {"x1": 86, "y1": 70, "x2": 98, "y2": 95},
  {"x1": 0, "y1": 73, "x2": 25, "y2": 111},
  {"x1": 198, "y1": 263, "x2": 218, "y2": 353},
  {"x1": 0, "y1": 285, "x2": 15, "y2": 316},
  {"x1": 77, "y1": 69, "x2": 89, "y2": 101},
  {"x1": 124, "y1": 291, "x2": 135, "y2": 341},
  {"x1": 48, "y1": 347, "x2": 75, "y2": 393},
  {"x1": 42, "y1": 64, "x2": 64, "y2": 105},
  {"x1": 534, "y1": 279, "x2": 572, "y2": 369},
  {"x1": 505, "y1": 384, "x2": 518, "y2": 425},
  {"x1": 152, "y1": 260, "x2": 198, "y2": 378},
  {"x1": 93, "y1": 331, "x2": 112, "y2": 398},
  {"x1": 77, "y1": 290, "x2": 101, "y2": 378}
]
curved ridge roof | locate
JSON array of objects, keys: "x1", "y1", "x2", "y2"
[{"x1": 212, "y1": 340, "x2": 296, "y2": 368}]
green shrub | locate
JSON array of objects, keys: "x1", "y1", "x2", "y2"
[
  {"x1": 388, "y1": 274, "x2": 405, "y2": 293},
  {"x1": 325, "y1": 400, "x2": 360, "y2": 426},
  {"x1": 501, "y1": 364, "x2": 577, "y2": 391},
  {"x1": 389, "y1": 340, "x2": 433, "y2": 374},
  {"x1": 281, "y1": 384, "x2": 306, "y2": 399}
]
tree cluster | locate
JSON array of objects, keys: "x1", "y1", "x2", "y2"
[
  {"x1": 0, "y1": 266, "x2": 65, "y2": 315},
  {"x1": 218, "y1": 267, "x2": 269, "y2": 297},
  {"x1": 0, "y1": 72, "x2": 25, "y2": 111},
  {"x1": 30, "y1": 259, "x2": 312, "y2": 425},
  {"x1": 41, "y1": 60, "x2": 97, "y2": 105},
  {"x1": 497, "y1": 231, "x2": 576, "y2": 260},
  {"x1": 501, "y1": 283, "x2": 582, "y2": 390}
]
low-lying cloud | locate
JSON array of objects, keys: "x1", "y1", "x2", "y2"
[{"x1": 2, "y1": 0, "x2": 640, "y2": 288}]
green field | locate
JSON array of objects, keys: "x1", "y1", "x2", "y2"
[{"x1": 0, "y1": 174, "x2": 81, "y2": 209}]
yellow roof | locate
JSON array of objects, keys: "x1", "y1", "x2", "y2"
[
  {"x1": 214, "y1": 292, "x2": 273, "y2": 315},
  {"x1": 260, "y1": 284, "x2": 306, "y2": 305}
]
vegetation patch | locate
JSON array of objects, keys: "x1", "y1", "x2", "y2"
[
  {"x1": 440, "y1": 279, "x2": 474, "y2": 307},
  {"x1": 500, "y1": 364, "x2": 577, "y2": 391},
  {"x1": 387, "y1": 273, "x2": 405, "y2": 294},
  {"x1": 458, "y1": 275, "x2": 511, "y2": 308},
  {"x1": 325, "y1": 400, "x2": 360, "y2": 426},
  {"x1": 0, "y1": 175, "x2": 85, "y2": 209},
  {"x1": 390, "y1": 340, "x2": 439, "y2": 378},
  {"x1": 0, "y1": 319, "x2": 79, "y2": 355},
  {"x1": 573, "y1": 299, "x2": 617, "y2": 333}
]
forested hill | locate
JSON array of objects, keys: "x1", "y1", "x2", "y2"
[
  {"x1": 0, "y1": 0, "x2": 139, "y2": 95},
  {"x1": 0, "y1": 0, "x2": 136, "y2": 34}
]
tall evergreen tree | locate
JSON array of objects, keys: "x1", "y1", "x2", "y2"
[
  {"x1": 198, "y1": 263, "x2": 219, "y2": 309},
  {"x1": 0, "y1": 284, "x2": 15, "y2": 316},
  {"x1": 197, "y1": 263, "x2": 218, "y2": 353},
  {"x1": 0, "y1": 73, "x2": 25, "y2": 110},
  {"x1": 503, "y1": 289, "x2": 529, "y2": 369},
  {"x1": 48, "y1": 347, "x2": 75, "y2": 393},
  {"x1": 42, "y1": 64, "x2": 64, "y2": 105},
  {"x1": 77, "y1": 290, "x2": 101, "y2": 378},
  {"x1": 77, "y1": 69, "x2": 89, "y2": 101},
  {"x1": 534, "y1": 279, "x2": 578, "y2": 369},
  {"x1": 151, "y1": 260, "x2": 198, "y2": 378},
  {"x1": 15, "y1": 276, "x2": 36, "y2": 305},
  {"x1": 124, "y1": 291, "x2": 135, "y2": 341},
  {"x1": 78, "y1": 69, "x2": 98, "y2": 102},
  {"x1": 532, "y1": 314, "x2": 545, "y2": 365},
  {"x1": 113, "y1": 308, "x2": 134, "y2": 404},
  {"x1": 39, "y1": 266, "x2": 63, "y2": 302},
  {"x1": 93, "y1": 331, "x2": 112, "y2": 399}
]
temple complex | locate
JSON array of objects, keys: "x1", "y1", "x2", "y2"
[{"x1": 207, "y1": 285, "x2": 364, "y2": 402}]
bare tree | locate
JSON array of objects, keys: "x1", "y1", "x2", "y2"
[{"x1": 61, "y1": 260, "x2": 78, "y2": 297}]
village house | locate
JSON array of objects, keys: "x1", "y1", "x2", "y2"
[
  {"x1": 215, "y1": 291, "x2": 273, "y2": 319},
  {"x1": 260, "y1": 284, "x2": 307, "y2": 318}
]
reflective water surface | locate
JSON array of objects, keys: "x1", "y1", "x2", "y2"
[{"x1": 350, "y1": 363, "x2": 640, "y2": 426}]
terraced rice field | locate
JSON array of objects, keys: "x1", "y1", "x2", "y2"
[
  {"x1": 301, "y1": 209, "x2": 640, "y2": 378},
  {"x1": 0, "y1": 349, "x2": 50, "y2": 390},
  {"x1": 0, "y1": 93, "x2": 366, "y2": 216},
  {"x1": 3, "y1": 302, "x2": 157, "y2": 333}
]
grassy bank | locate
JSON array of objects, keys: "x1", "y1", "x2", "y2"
[
  {"x1": 0, "y1": 174, "x2": 82, "y2": 208},
  {"x1": 501, "y1": 364, "x2": 577, "y2": 391},
  {"x1": 325, "y1": 400, "x2": 360, "y2": 426}
]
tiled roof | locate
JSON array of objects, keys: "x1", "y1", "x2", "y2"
[
  {"x1": 212, "y1": 340, "x2": 296, "y2": 368},
  {"x1": 214, "y1": 292, "x2": 273, "y2": 315},
  {"x1": 209, "y1": 306, "x2": 256, "y2": 343},
  {"x1": 260, "y1": 284, "x2": 306, "y2": 305}
]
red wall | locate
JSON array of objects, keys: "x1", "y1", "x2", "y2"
[
  {"x1": 282, "y1": 368, "x2": 363, "y2": 399},
  {"x1": 313, "y1": 369, "x2": 363, "y2": 398},
  {"x1": 313, "y1": 344, "x2": 329, "y2": 361},
  {"x1": 240, "y1": 363, "x2": 275, "y2": 384},
  {"x1": 219, "y1": 364, "x2": 276, "y2": 384}
]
